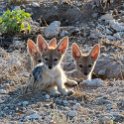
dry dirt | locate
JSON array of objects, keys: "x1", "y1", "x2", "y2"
[{"x1": 0, "y1": 0, "x2": 124, "y2": 124}]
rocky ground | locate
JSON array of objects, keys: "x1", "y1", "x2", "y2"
[{"x1": 0, "y1": 0, "x2": 124, "y2": 124}]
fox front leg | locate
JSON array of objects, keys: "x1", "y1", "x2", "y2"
[
  {"x1": 65, "y1": 78, "x2": 78, "y2": 87},
  {"x1": 56, "y1": 78, "x2": 73, "y2": 95}
]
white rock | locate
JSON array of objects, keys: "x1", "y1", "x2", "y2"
[
  {"x1": 60, "y1": 30, "x2": 69, "y2": 37},
  {"x1": 32, "y1": 2, "x2": 40, "y2": 7},
  {"x1": 100, "y1": 14, "x2": 113, "y2": 21},
  {"x1": 0, "y1": 89, "x2": 7, "y2": 94},
  {"x1": 73, "y1": 103, "x2": 81, "y2": 110},
  {"x1": 67, "y1": 110, "x2": 77, "y2": 117},
  {"x1": 45, "y1": 94, "x2": 50, "y2": 99},
  {"x1": 109, "y1": 20, "x2": 124, "y2": 32},
  {"x1": 44, "y1": 21, "x2": 61, "y2": 38},
  {"x1": 22, "y1": 101, "x2": 29, "y2": 106},
  {"x1": 82, "y1": 78, "x2": 103, "y2": 87},
  {"x1": 26, "y1": 113, "x2": 41, "y2": 120}
]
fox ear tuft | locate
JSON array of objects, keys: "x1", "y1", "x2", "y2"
[
  {"x1": 37, "y1": 34, "x2": 48, "y2": 52},
  {"x1": 72, "y1": 43, "x2": 81, "y2": 60},
  {"x1": 57, "y1": 36, "x2": 69, "y2": 54},
  {"x1": 49, "y1": 38, "x2": 57, "y2": 48},
  {"x1": 90, "y1": 44, "x2": 100, "y2": 61},
  {"x1": 27, "y1": 39, "x2": 38, "y2": 56}
]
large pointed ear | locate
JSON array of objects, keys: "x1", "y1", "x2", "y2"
[
  {"x1": 49, "y1": 38, "x2": 57, "y2": 48},
  {"x1": 57, "y1": 36, "x2": 69, "y2": 54},
  {"x1": 37, "y1": 34, "x2": 48, "y2": 52},
  {"x1": 72, "y1": 43, "x2": 81, "y2": 60},
  {"x1": 27, "y1": 39, "x2": 38, "y2": 57},
  {"x1": 90, "y1": 44, "x2": 100, "y2": 61}
]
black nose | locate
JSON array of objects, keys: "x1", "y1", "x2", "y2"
[
  {"x1": 48, "y1": 65, "x2": 52, "y2": 69},
  {"x1": 84, "y1": 72, "x2": 88, "y2": 75}
]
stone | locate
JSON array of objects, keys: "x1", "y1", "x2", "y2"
[
  {"x1": 0, "y1": 89, "x2": 7, "y2": 94},
  {"x1": 96, "y1": 97, "x2": 112, "y2": 105},
  {"x1": 73, "y1": 103, "x2": 81, "y2": 110},
  {"x1": 44, "y1": 21, "x2": 61, "y2": 38},
  {"x1": 63, "y1": 100, "x2": 68, "y2": 106},
  {"x1": 22, "y1": 101, "x2": 29, "y2": 107},
  {"x1": 60, "y1": 30, "x2": 69, "y2": 37},
  {"x1": 67, "y1": 110, "x2": 77, "y2": 117},
  {"x1": 109, "y1": 20, "x2": 124, "y2": 32},
  {"x1": 45, "y1": 94, "x2": 50, "y2": 99},
  {"x1": 26, "y1": 112, "x2": 41, "y2": 120},
  {"x1": 100, "y1": 14, "x2": 113, "y2": 21},
  {"x1": 82, "y1": 78, "x2": 103, "y2": 87},
  {"x1": 32, "y1": 2, "x2": 40, "y2": 7}
]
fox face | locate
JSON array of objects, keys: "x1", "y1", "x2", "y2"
[
  {"x1": 27, "y1": 39, "x2": 42, "y2": 67},
  {"x1": 37, "y1": 35, "x2": 69, "y2": 70},
  {"x1": 27, "y1": 35, "x2": 58, "y2": 67},
  {"x1": 72, "y1": 43, "x2": 100, "y2": 79}
]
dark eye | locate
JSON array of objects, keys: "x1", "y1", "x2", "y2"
[
  {"x1": 44, "y1": 57, "x2": 48, "y2": 61},
  {"x1": 88, "y1": 64, "x2": 92, "y2": 68},
  {"x1": 79, "y1": 64, "x2": 83, "y2": 68},
  {"x1": 38, "y1": 59, "x2": 41, "y2": 63},
  {"x1": 54, "y1": 58, "x2": 58, "y2": 61}
]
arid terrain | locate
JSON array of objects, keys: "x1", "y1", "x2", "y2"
[{"x1": 0, "y1": 0, "x2": 124, "y2": 124}]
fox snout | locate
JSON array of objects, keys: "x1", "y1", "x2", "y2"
[
  {"x1": 48, "y1": 65, "x2": 52, "y2": 69},
  {"x1": 84, "y1": 71, "x2": 88, "y2": 76}
]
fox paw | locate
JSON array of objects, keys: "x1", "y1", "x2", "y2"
[{"x1": 67, "y1": 90, "x2": 74, "y2": 96}]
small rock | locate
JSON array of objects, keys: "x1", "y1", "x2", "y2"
[
  {"x1": 45, "y1": 94, "x2": 50, "y2": 99},
  {"x1": 96, "y1": 96, "x2": 112, "y2": 105},
  {"x1": 114, "y1": 32, "x2": 124, "y2": 40},
  {"x1": 73, "y1": 103, "x2": 81, "y2": 110},
  {"x1": 26, "y1": 112, "x2": 41, "y2": 120},
  {"x1": 111, "y1": 112, "x2": 124, "y2": 122},
  {"x1": 98, "y1": 69, "x2": 106, "y2": 76},
  {"x1": 49, "y1": 120, "x2": 57, "y2": 124},
  {"x1": 109, "y1": 20, "x2": 124, "y2": 32},
  {"x1": 106, "y1": 35, "x2": 116, "y2": 40},
  {"x1": 22, "y1": 101, "x2": 29, "y2": 107},
  {"x1": 14, "y1": 6, "x2": 21, "y2": 10},
  {"x1": 63, "y1": 100, "x2": 68, "y2": 106},
  {"x1": 60, "y1": 30, "x2": 69, "y2": 37},
  {"x1": 0, "y1": 89, "x2": 7, "y2": 94},
  {"x1": 67, "y1": 110, "x2": 77, "y2": 117},
  {"x1": 100, "y1": 13, "x2": 113, "y2": 21},
  {"x1": 82, "y1": 78, "x2": 103, "y2": 87},
  {"x1": 32, "y1": 2, "x2": 40, "y2": 7},
  {"x1": 44, "y1": 21, "x2": 61, "y2": 38}
]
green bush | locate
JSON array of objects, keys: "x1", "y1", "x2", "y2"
[{"x1": 0, "y1": 9, "x2": 31, "y2": 35}]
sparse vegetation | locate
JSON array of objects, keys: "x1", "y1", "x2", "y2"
[
  {"x1": 8, "y1": 0, "x2": 27, "y2": 5},
  {"x1": 0, "y1": 9, "x2": 31, "y2": 35}
]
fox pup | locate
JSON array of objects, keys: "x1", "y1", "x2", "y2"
[
  {"x1": 67, "y1": 43, "x2": 100, "y2": 81},
  {"x1": 23, "y1": 35, "x2": 77, "y2": 95},
  {"x1": 27, "y1": 35, "x2": 57, "y2": 70}
]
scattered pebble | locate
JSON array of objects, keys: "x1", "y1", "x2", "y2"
[
  {"x1": 26, "y1": 112, "x2": 41, "y2": 120},
  {"x1": 67, "y1": 110, "x2": 77, "y2": 117},
  {"x1": 82, "y1": 78, "x2": 103, "y2": 87},
  {"x1": 45, "y1": 94, "x2": 50, "y2": 99},
  {"x1": 32, "y1": 2, "x2": 40, "y2": 7},
  {"x1": 0, "y1": 89, "x2": 7, "y2": 94}
]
